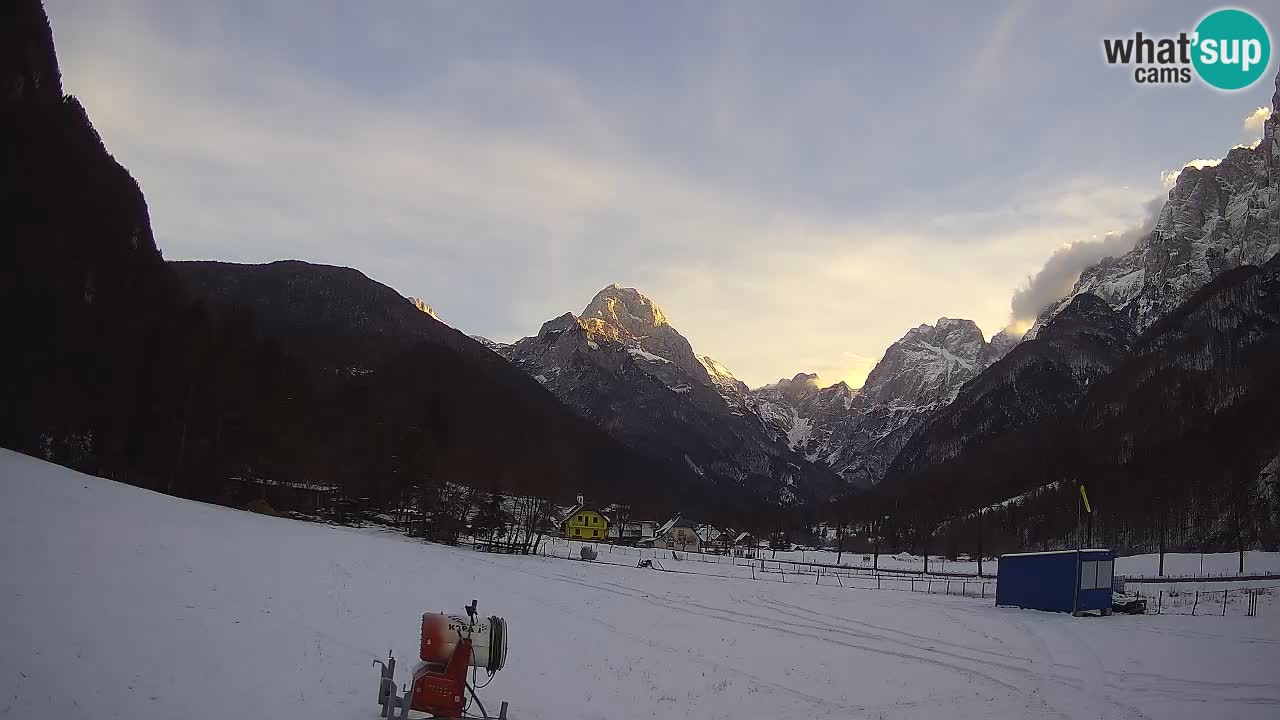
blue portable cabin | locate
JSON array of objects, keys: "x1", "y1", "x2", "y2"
[{"x1": 996, "y1": 549, "x2": 1114, "y2": 615}]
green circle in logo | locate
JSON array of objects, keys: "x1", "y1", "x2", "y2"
[{"x1": 1192, "y1": 9, "x2": 1271, "y2": 90}]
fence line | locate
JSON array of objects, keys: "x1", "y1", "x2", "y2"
[
  {"x1": 537, "y1": 538, "x2": 992, "y2": 580},
  {"x1": 1144, "y1": 586, "x2": 1271, "y2": 617},
  {"x1": 532, "y1": 538, "x2": 995, "y2": 600}
]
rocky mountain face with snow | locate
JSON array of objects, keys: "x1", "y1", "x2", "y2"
[
  {"x1": 876, "y1": 72, "x2": 1280, "y2": 551},
  {"x1": 887, "y1": 254, "x2": 1280, "y2": 552},
  {"x1": 888, "y1": 294, "x2": 1137, "y2": 480},
  {"x1": 499, "y1": 285, "x2": 839, "y2": 505},
  {"x1": 752, "y1": 319, "x2": 1018, "y2": 486},
  {"x1": 1031, "y1": 72, "x2": 1279, "y2": 338}
]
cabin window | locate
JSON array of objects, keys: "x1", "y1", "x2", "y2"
[
  {"x1": 1080, "y1": 559, "x2": 1112, "y2": 590},
  {"x1": 1079, "y1": 561, "x2": 1097, "y2": 589},
  {"x1": 1096, "y1": 559, "x2": 1113, "y2": 589}
]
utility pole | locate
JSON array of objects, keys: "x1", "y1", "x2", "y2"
[
  {"x1": 976, "y1": 508, "x2": 984, "y2": 577},
  {"x1": 1158, "y1": 496, "x2": 1166, "y2": 577},
  {"x1": 922, "y1": 523, "x2": 929, "y2": 575},
  {"x1": 1237, "y1": 499, "x2": 1245, "y2": 575},
  {"x1": 874, "y1": 514, "x2": 887, "y2": 572},
  {"x1": 1073, "y1": 488, "x2": 1081, "y2": 616}
]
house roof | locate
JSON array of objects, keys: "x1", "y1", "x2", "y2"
[
  {"x1": 657, "y1": 514, "x2": 696, "y2": 536},
  {"x1": 560, "y1": 504, "x2": 610, "y2": 525},
  {"x1": 734, "y1": 532, "x2": 752, "y2": 543}
]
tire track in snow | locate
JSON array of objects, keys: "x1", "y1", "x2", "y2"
[
  {"x1": 744, "y1": 593, "x2": 1036, "y2": 668},
  {"x1": 476, "y1": 557, "x2": 1048, "y2": 705}
]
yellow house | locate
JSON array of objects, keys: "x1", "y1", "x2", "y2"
[{"x1": 561, "y1": 503, "x2": 609, "y2": 540}]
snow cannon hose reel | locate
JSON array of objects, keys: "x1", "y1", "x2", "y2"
[{"x1": 374, "y1": 600, "x2": 510, "y2": 719}]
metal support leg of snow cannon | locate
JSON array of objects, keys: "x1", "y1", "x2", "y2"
[{"x1": 373, "y1": 655, "x2": 413, "y2": 719}]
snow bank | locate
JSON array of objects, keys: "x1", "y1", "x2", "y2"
[{"x1": 2, "y1": 449, "x2": 1277, "y2": 720}]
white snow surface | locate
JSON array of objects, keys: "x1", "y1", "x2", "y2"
[
  {"x1": 625, "y1": 346, "x2": 670, "y2": 364},
  {"x1": 3, "y1": 449, "x2": 1278, "y2": 720}
]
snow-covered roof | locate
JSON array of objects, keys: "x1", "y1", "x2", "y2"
[
  {"x1": 560, "y1": 504, "x2": 612, "y2": 525},
  {"x1": 657, "y1": 514, "x2": 699, "y2": 536}
]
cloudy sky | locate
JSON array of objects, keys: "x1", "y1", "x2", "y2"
[{"x1": 46, "y1": 1, "x2": 1277, "y2": 387}]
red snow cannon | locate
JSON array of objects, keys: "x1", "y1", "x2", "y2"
[{"x1": 374, "y1": 600, "x2": 510, "y2": 719}]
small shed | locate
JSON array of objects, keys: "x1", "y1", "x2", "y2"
[{"x1": 996, "y1": 549, "x2": 1115, "y2": 615}]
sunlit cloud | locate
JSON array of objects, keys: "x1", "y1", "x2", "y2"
[
  {"x1": 1161, "y1": 158, "x2": 1223, "y2": 187},
  {"x1": 43, "y1": 0, "x2": 1254, "y2": 388},
  {"x1": 1243, "y1": 106, "x2": 1272, "y2": 134}
]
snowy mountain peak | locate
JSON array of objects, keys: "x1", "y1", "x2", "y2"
[
  {"x1": 697, "y1": 354, "x2": 756, "y2": 412},
  {"x1": 471, "y1": 335, "x2": 511, "y2": 353},
  {"x1": 538, "y1": 312, "x2": 580, "y2": 338},
  {"x1": 574, "y1": 285, "x2": 709, "y2": 386},
  {"x1": 582, "y1": 284, "x2": 669, "y2": 332},
  {"x1": 760, "y1": 372, "x2": 821, "y2": 400},
  {"x1": 863, "y1": 318, "x2": 988, "y2": 405},
  {"x1": 985, "y1": 327, "x2": 1024, "y2": 363}
]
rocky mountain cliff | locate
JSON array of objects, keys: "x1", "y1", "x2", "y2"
[
  {"x1": 888, "y1": 294, "x2": 1136, "y2": 480},
  {"x1": 886, "y1": 254, "x2": 1280, "y2": 552},
  {"x1": 1031, "y1": 71, "x2": 1279, "y2": 336},
  {"x1": 752, "y1": 319, "x2": 1018, "y2": 486},
  {"x1": 499, "y1": 285, "x2": 840, "y2": 506}
]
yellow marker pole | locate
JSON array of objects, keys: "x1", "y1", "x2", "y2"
[{"x1": 1079, "y1": 484, "x2": 1092, "y2": 514}]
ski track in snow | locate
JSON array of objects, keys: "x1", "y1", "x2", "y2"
[{"x1": 1, "y1": 448, "x2": 1278, "y2": 720}]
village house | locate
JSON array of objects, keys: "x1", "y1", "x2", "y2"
[
  {"x1": 650, "y1": 515, "x2": 701, "y2": 552},
  {"x1": 560, "y1": 496, "x2": 609, "y2": 540},
  {"x1": 608, "y1": 518, "x2": 658, "y2": 545}
]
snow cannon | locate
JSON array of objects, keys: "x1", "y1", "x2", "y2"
[
  {"x1": 419, "y1": 608, "x2": 508, "y2": 673},
  {"x1": 373, "y1": 600, "x2": 511, "y2": 719}
]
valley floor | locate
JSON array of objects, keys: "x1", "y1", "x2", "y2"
[{"x1": 1, "y1": 449, "x2": 1277, "y2": 720}]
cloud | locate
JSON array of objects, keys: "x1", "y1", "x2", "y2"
[
  {"x1": 1244, "y1": 106, "x2": 1272, "y2": 134},
  {"x1": 44, "y1": 2, "x2": 1167, "y2": 389},
  {"x1": 1160, "y1": 158, "x2": 1223, "y2": 187},
  {"x1": 1008, "y1": 197, "x2": 1163, "y2": 328}
]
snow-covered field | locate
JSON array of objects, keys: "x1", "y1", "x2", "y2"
[{"x1": 2, "y1": 449, "x2": 1278, "y2": 720}]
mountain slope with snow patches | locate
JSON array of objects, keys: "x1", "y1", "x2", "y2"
[
  {"x1": 753, "y1": 320, "x2": 1019, "y2": 486},
  {"x1": 501, "y1": 285, "x2": 840, "y2": 505},
  {"x1": 1031, "y1": 71, "x2": 1280, "y2": 337}
]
